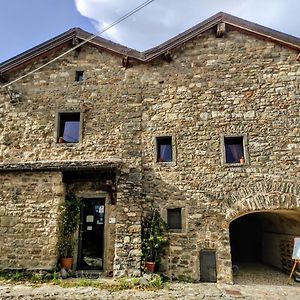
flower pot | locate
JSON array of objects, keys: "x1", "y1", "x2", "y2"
[
  {"x1": 239, "y1": 156, "x2": 245, "y2": 164},
  {"x1": 60, "y1": 257, "x2": 73, "y2": 270},
  {"x1": 58, "y1": 137, "x2": 65, "y2": 143},
  {"x1": 145, "y1": 261, "x2": 156, "y2": 273}
]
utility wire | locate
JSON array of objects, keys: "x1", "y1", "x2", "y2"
[{"x1": 1, "y1": 0, "x2": 155, "y2": 89}]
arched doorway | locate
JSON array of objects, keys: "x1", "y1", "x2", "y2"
[{"x1": 229, "y1": 210, "x2": 300, "y2": 284}]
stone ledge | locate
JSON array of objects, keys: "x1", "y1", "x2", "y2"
[{"x1": 0, "y1": 159, "x2": 122, "y2": 172}]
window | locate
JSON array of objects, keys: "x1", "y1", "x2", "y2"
[
  {"x1": 156, "y1": 136, "x2": 173, "y2": 162},
  {"x1": 75, "y1": 70, "x2": 84, "y2": 82},
  {"x1": 223, "y1": 136, "x2": 245, "y2": 164},
  {"x1": 167, "y1": 208, "x2": 182, "y2": 230},
  {"x1": 57, "y1": 112, "x2": 81, "y2": 143}
]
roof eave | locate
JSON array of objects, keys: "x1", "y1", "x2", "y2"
[
  {"x1": 1, "y1": 12, "x2": 299, "y2": 73},
  {"x1": 0, "y1": 28, "x2": 143, "y2": 74},
  {"x1": 142, "y1": 12, "x2": 300, "y2": 61},
  {"x1": 222, "y1": 13, "x2": 300, "y2": 52},
  {"x1": 0, "y1": 29, "x2": 77, "y2": 73}
]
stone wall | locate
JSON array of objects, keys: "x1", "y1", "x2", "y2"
[
  {"x1": 0, "y1": 171, "x2": 63, "y2": 269},
  {"x1": 138, "y1": 30, "x2": 300, "y2": 282},
  {"x1": 0, "y1": 44, "x2": 143, "y2": 276},
  {"x1": 0, "y1": 27, "x2": 299, "y2": 282}
]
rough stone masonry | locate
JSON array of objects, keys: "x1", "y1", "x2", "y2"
[{"x1": 0, "y1": 13, "x2": 299, "y2": 283}]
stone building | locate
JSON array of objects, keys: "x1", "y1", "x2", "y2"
[{"x1": 0, "y1": 12, "x2": 299, "y2": 283}]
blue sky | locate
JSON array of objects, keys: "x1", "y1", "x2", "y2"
[{"x1": 0, "y1": 0, "x2": 299, "y2": 63}]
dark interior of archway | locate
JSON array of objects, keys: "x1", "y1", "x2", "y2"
[
  {"x1": 229, "y1": 211, "x2": 300, "y2": 284},
  {"x1": 230, "y1": 214, "x2": 263, "y2": 264},
  {"x1": 229, "y1": 210, "x2": 300, "y2": 283}
]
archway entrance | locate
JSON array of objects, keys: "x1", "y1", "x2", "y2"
[{"x1": 229, "y1": 210, "x2": 300, "y2": 284}]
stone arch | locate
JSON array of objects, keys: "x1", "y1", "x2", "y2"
[
  {"x1": 218, "y1": 181, "x2": 300, "y2": 283},
  {"x1": 228, "y1": 209, "x2": 300, "y2": 282},
  {"x1": 223, "y1": 181, "x2": 300, "y2": 225}
]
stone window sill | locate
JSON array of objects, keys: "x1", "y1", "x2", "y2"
[
  {"x1": 156, "y1": 161, "x2": 176, "y2": 167},
  {"x1": 73, "y1": 81, "x2": 85, "y2": 86},
  {"x1": 223, "y1": 162, "x2": 248, "y2": 167},
  {"x1": 55, "y1": 142, "x2": 80, "y2": 147},
  {"x1": 169, "y1": 229, "x2": 182, "y2": 233},
  {"x1": 168, "y1": 231, "x2": 187, "y2": 236}
]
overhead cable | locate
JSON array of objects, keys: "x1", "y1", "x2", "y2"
[{"x1": 1, "y1": 0, "x2": 155, "y2": 89}]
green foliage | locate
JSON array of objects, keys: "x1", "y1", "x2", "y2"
[
  {"x1": 142, "y1": 210, "x2": 169, "y2": 267},
  {"x1": 0, "y1": 270, "x2": 166, "y2": 291},
  {"x1": 109, "y1": 276, "x2": 164, "y2": 291},
  {"x1": 0, "y1": 269, "x2": 59, "y2": 283},
  {"x1": 57, "y1": 192, "x2": 82, "y2": 258},
  {"x1": 148, "y1": 274, "x2": 165, "y2": 288}
]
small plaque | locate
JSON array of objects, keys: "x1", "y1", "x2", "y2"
[
  {"x1": 86, "y1": 215, "x2": 94, "y2": 222},
  {"x1": 87, "y1": 226, "x2": 93, "y2": 231},
  {"x1": 99, "y1": 205, "x2": 105, "y2": 213},
  {"x1": 109, "y1": 217, "x2": 116, "y2": 224}
]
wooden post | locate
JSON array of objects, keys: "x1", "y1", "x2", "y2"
[{"x1": 287, "y1": 260, "x2": 299, "y2": 284}]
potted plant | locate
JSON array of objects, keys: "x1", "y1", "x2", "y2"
[
  {"x1": 57, "y1": 192, "x2": 81, "y2": 270},
  {"x1": 141, "y1": 210, "x2": 169, "y2": 273}
]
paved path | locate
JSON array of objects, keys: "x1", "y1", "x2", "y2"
[{"x1": 0, "y1": 282, "x2": 300, "y2": 300}]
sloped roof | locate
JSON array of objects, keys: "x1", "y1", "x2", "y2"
[{"x1": 1, "y1": 12, "x2": 300, "y2": 74}]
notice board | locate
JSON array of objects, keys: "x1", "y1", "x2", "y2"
[{"x1": 292, "y1": 238, "x2": 300, "y2": 260}]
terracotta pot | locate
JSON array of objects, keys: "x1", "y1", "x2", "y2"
[
  {"x1": 60, "y1": 257, "x2": 73, "y2": 270},
  {"x1": 58, "y1": 137, "x2": 65, "y2": 143},
  {"x1": 239, "y1": 157, "x2": 245, "y2": 164},
  {"x1": 145, "y1": 261, "x2": 156, "y2": 273}
]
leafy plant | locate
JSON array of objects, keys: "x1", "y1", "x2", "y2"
[
  {"x1": 141, "y1": 210, "x2": 169, "y2": 268},
  {"x1": 57, "y1": 192, "x2": 82, "y2": 258}
]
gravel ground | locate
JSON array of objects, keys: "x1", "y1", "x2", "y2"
[
  {"x1": 0, "y1": 281, "x2": 299, "y2": 300},
  {"x1": 1, "y1": 264, "x2": 299, "y2": 300},
  {"x1": 233, "y1": 263, "x2": 296, "y2": 286}
]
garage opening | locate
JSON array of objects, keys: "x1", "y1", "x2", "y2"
[{"x1": 229, "y1": 210, "x2": 300, "y2": 285}]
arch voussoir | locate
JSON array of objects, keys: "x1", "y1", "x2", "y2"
[{"x1": 224, "y1": 181, "x2": 300, "y2": 223}]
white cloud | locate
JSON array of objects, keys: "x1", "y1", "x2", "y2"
[{"x1": 74, "y1": 0, "x2": 300, "y2": 51}]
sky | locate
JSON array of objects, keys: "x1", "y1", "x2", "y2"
[{"x1": 0, "y1": 0, "x2": 299, "y2": 63}]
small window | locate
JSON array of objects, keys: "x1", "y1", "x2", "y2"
[
  {"x1": 75, "y1": 71, "x2": 84, "y2": 82},
  {"x1": 57, "y1": 112, "x2": 81, "y2": 143},
  {"x1": 224, "y1": 136, "x2": 245, "y2": 164},
  {"x1": 167, "y1": 208, "x2": 182, "y2": 230},
  {"x1": 156, "y1": 136, "x2": 172, "y2": 162}
]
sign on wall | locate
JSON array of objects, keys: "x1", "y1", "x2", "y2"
[{"x1": 292, "y1": 238, "x2": 300, "y2": 260}]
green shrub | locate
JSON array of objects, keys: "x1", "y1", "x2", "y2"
[{"x1": 142, "y1": 210, "x2": 169, "y2": 268}]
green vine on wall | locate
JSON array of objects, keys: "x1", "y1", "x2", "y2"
[
  {"x1": 57, "y1": 192, "x2": 82, "y2": 258},
  {"x1": 141, "y1": 210, "x2": 169, "y2": 267}
]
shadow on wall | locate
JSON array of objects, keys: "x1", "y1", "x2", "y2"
[{"x1": 141, "y1": 165, "x2": 225, "y2": 281}]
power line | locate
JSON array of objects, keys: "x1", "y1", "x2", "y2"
[{"x1": 1, "y1": 0, "x2": 155, "y2": 89}]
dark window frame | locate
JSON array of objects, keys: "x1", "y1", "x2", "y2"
[
  {"x1": 156, "y1": 136, "x2": 173, "y2": 163},
  {"x1": 75, "y1": 70, "x2": 84, "y2": 82},
  {"x1": 220, "y1": 134, "x2": 248, "y2": 166},
  {"x1": 167, "y1": 208, "x2": 182, "y2": 231},
  {"x1": 56, "y1": 112, "x2": 82, "y2": 144}
]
